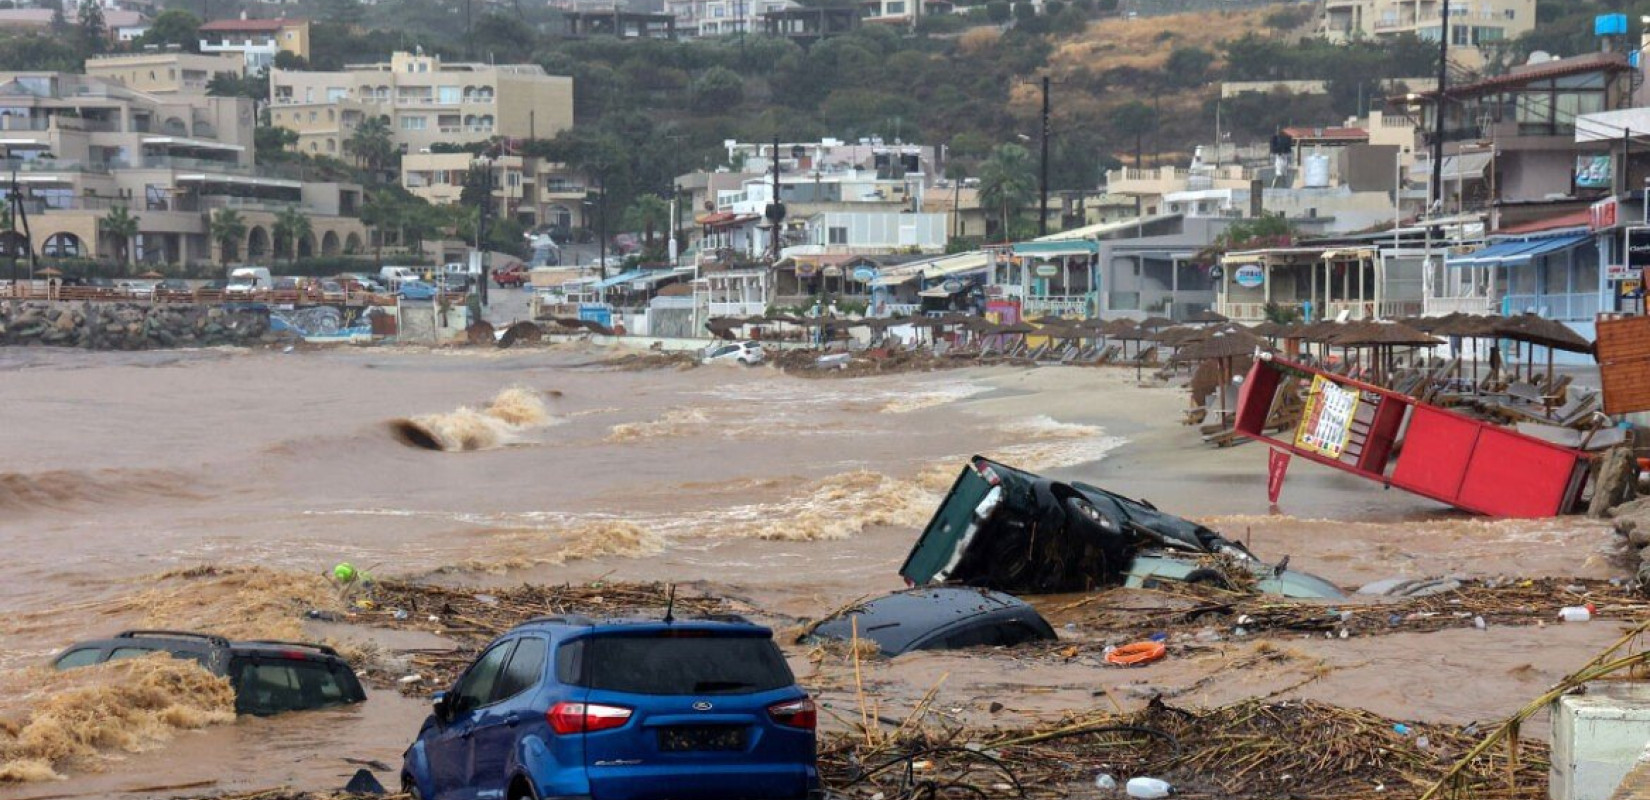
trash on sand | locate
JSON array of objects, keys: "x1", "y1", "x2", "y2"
[
  {"x1": 1126, "y1": 776, "x2": 1174, "y2": 798},
  {"x1": 1105, "y1": 641, "x2": 1168, "y2": 667},
  {"x1": 1096, "y1": 773, "x2": 1118, "y2": 790},
  {"x1": 399, "y1": 674, "x2": 423, "y2": 684},
  {"x1": 1558, "y1": 603, "x2": 1595, "y2": 622},
  {"x1": 1393, "y1": 723, "x2": 1411, "y2": 736}
]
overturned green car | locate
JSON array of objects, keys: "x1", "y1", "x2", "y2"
[{"x1": 900, "y1": 456, "x2": 1344, "y2": 599}]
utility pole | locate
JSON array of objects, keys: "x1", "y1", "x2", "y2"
[
  {"x1": 1429, "y1": 0, "x2": 1450, "y2": 213},
  {"x1": 765, "y1": 134, "x2": 785, "y2": 262},
  {"x1": 1038, "y1": 75, "x2": 1051, "y2": 237}
]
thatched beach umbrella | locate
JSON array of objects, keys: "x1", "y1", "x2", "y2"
[
  {"x1": 1185, "y1": 308, "x2": 1230, "y2": 325},
  {"x1": 1172, "y1": 327, "x2": 1271, "y2": 421},
  {"x1": 1324, "y1": 320, "x2": 1441, "y2": 383},
  {"x1": 1138, "y1": 316, "x2": 1174, "y2": 331},
  {"x1": 1490, "y1": 312, "x2": 1592, "y2": 387}
]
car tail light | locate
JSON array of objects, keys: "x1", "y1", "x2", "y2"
[
  {"x1": 767, "y1": 697, "x2": 816, "y2": 730},
  {"x1": 972, "y1": 459, "x2": 1002, "y2": 486},
  {"x1": 548, "y1": 702, "x2": 633, "y2": 734}
]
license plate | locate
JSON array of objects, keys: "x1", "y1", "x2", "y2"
[{"x1": 658, "y1": 726, "x2": 746, "y2": 752}]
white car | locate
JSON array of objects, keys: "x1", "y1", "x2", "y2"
[
  {"x1": 117, "y1": 280, "x2": 156, "y2": 296},
  {"x1": 702, "y1": 341, "x2": 764, "y2": 366}
]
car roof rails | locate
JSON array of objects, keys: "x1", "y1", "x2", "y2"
[
  {"x1": 235, "y1": 639, "x2": 341, "y2": 657},
  {"x1": 695, "y1": 613, "x2": 752, "y2": 624},
  {"x1": 518, "y1": 614, "x2": 598, "y2": 628},
  {"x1": 115, "y1": 630, "x2": 230, "y2": 647}
]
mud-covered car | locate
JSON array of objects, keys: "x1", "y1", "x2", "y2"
[
  {"x1": 900, "y1": 456, "x2": 1343, "y2": 598},
  {"x1": 52, "y1": 630, "x2": 367, "y2": 716},
  {"x1": 804, "y1": 587, "x2": 1056, "y2": 656}
]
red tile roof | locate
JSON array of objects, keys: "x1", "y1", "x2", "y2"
[
  {"x1": 1415, "y1": 52, "x2": 1630, "y2": 100},
  {"x1": 1281, "y1": 126, "x2": 1370, "y2": 141},
  {"x1": 200, "y1": 17, "x2": 305, "y2": 32},
  {"x1": 1499, "y1": 209, "x2": 1592, "y2": 235}
]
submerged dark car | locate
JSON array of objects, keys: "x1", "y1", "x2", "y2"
[
  {"x1": 900, "y1": 457, "x2": 1343, "y2": 598},
  {"x1": 52, "y1": 630, "x2": 367, "y2": 716},
  {"x1": 806, "y1": 587, "x2": 1056, "y2": 656}
]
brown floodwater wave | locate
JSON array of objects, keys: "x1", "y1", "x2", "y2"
[
  {"x1": 389, "y1": 387, "x2": 556, "y2": 451},
  {"x1": 0, "y1": 468, "x2": 201, "y2": 515},
  {"x1": 0, "y1": 656, "x2": 235, "y2": 783}
]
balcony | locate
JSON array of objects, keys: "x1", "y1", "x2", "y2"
[
  {"x1": 1021, "y1": 295, "x2": 1091, "y2": 317},
  {"x1": 201, "y1": 195, "x2": 314, "y2": 214},
  {"x1": 1424, "y1": 295, "x2": 1495, "y2": 316},
  {"x1": 1502, "y1": 292, "x2": 1600, "y2": 322},
  {"x1": 0, "y1": 158, "x2": 110, "y2": 174}
]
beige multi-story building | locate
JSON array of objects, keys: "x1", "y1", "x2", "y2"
[
  {"x1": 400, "y1": 152, "x2": 591, "y2": 232},
  {"x1": 267, "y1": 51, "x2": 573, "y2": 159},
  {"x1": 85, "y1": 51, "x2": 245, "y2": 95},
  {"x1": 1320, "y1": 0, "x2": 1536, "y2": 67},
  {"x1": 0, "y1": 72, "x2": 365, "y2": 267}
]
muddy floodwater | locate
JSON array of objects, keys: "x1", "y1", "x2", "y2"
[{"x1": 0, "y1": 344, "x2": 1629, "y2": 798}]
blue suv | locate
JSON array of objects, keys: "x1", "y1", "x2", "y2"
[{"x1": 401, "y1": 614, "x2": 820, "y2": 800}]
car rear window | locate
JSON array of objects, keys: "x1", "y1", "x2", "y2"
[
  {"x1": 559, "y1": 633, "x2": 793, "y2": 696},
  {"x1": 54, "y1": 648, "x2": 101, "y2": 669},
  {"x1": 231, "y1": 657, "x2": 366, "y2": 715}
]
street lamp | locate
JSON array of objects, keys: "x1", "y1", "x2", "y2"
[{"x1": 471, "y1": 153, "x2": 493, "y2": 307}]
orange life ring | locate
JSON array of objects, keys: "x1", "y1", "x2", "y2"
[{"x1": 1105, "y1": 641, "x2": 1168, "y2": 666}]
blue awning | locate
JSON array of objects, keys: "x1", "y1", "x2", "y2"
[
  {"x1": 1447, "y1": 234, "x2": 1591, "y2": 268},
  {"x1": 591, "y1": 269, "x2": 650, "y2": 290}
]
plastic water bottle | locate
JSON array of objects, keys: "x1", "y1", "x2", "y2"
[
  {"x1": 1558, "y1": 603, "x2": 1595, "y2": 622},
  {"x1": 1126, "y1": 777, "x2": 1173, "y2": 799}
]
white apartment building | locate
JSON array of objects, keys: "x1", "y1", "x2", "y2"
[{"x1": 666, "y1": 0, "x2": 799, "y2": 36}]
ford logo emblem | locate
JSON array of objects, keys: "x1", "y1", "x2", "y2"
[{"x1": 692, "y1": 701, "x2": 713, "y2": 711}]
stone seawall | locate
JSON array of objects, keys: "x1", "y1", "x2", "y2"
[{"x1": 0, "y1": 301, "x2": 274, "y2": 349}]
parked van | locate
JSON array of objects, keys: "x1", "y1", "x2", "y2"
[
  {"x1": 379, "y1": 266, "x2": 421, "y2": 288},
  {"x1": 226, "y1": 267, "x2": 272, "y2": 297}
]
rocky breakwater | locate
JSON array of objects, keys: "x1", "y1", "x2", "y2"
[{"x1": 0, "y1": 300, "x2": 275, "y2": 349}]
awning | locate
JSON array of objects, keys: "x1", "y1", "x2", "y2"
[
  {"x1": 176, "y1": 172, "x2": 302, "y2": 188},
  {"x1": 1436, "y1": 152, "x2": 1493, "y2": 182},
  {"x1": 921, "y1": 252, "x2": 989, "y2": 278},
  {"x1": 1013, "y1": 240, "x2": 1100, "y2": 258},
  {"x1": 871, "y1": 271, "x2": 920, "y2": 287},
  {"x1": 591, "y1": 269, "x2": 651, "y2": 290},
  {"x1": 1446, "y1": 234, "x2": 1591, "y2": 268},
  {"x1": 917, "y1": 287, "x2": 953, "y2": 298},
  {"x1": 142, "y1": 136, "x2": 246, "y2": 152}
]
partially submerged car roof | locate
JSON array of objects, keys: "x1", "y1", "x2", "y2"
[{"x1": 808, "y1": 587, "x2": 1055, "y2": 655}]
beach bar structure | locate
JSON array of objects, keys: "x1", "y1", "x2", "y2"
[
  {"x1": 1235, "y1": 354, "x2": 1591, "y2": 517},
  {"x1": 1216, "y1": 247, "x2": 1386, "y2": 323},
  {"x1": 986, "y1": 241, "x2": 1100, "y2": 318}
]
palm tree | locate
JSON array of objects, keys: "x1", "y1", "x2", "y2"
[
  {"x1": 976, "y1": 144, "x2": 1035, "y2": 242},
  {"x1": 1112, "y1": 101, "x2": 1158, "y2": 170},
  {"x1": 209, "y1": 208, "x2": 247, "y2": 265},
  {"x1": 273, "y1": 206, "x2": 313, "y2": 266},
  {"x1": 99, "y1": 205, "x2": 140, "y2": 273},
  {"x1": 944, "y1": 162, "x2": 968, "y2": 240},
  {"x1": 359, "y1": 189, "x2": 396, "y2": 266},
  {"x1": 344, "y1": 117, "x2": 395, "y2": 182},
  {"x1": 621, "y1": 195, "x2": 671, "y2": 249}
]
